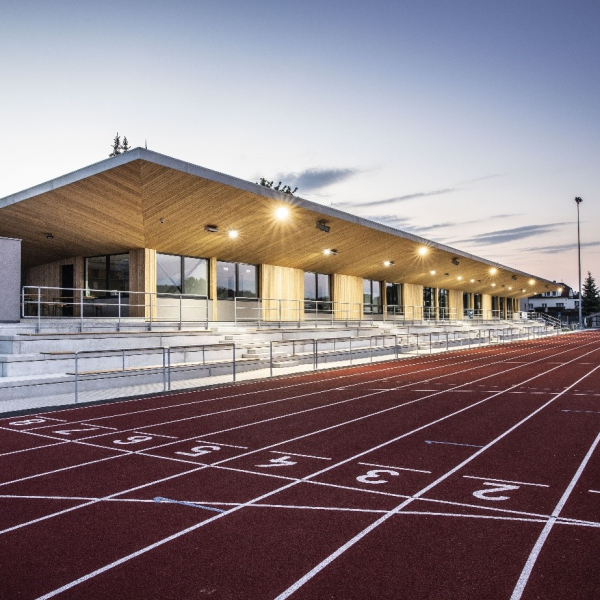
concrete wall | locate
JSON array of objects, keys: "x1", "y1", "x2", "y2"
[{"x1": 0, "y1": 237, "x2": 21, "y2": 322}]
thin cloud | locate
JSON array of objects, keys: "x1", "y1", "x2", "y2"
[
  {"x1": 277, "y1": 168, "x2": 360, "y2": 192},
  {"x1": 455, "y1": 223, "x2": 568, "y2": 246},
  {"x1": 529, "y1": 240, "x2": 600, "y2": 253},
  {"x1": 337, "y1": 187, "x2": 456, "y2": 209},
  {"x1": 416, "y1": 214, "x2": 521, "y2": 233},
  {"x1": 455, "y1": 174, "x2": 504, "y2": 186}
]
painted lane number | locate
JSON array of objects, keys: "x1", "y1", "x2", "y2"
[
  {"x1": 357, "y1": 469, "x2": 400, "y2": 485},
  {"x1": 9, "y1": 418, "x2": 49, "y2": 426},
  {"x1": 113, "y1": 435, "x2": 154, "y2": 445},
  {"x1": 175, "y1": 445, "x2": 221, "y2": 457},
  {"x1": 473, "y1": 482, "x2": 520, "y2": 501},
  {"x1": 256, "y1": 456, "x2": 297, "y2": 468}
]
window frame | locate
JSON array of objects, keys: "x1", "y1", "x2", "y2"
[
  {"x1": 156, "y1": 253, "x2": 209, "y2": 297},
  {"x1": 216, "y1": 260, "x2": 258, "y2": 300},
  {"x1": 85, "y1": 252, "x2": 130, "y2": 297}
]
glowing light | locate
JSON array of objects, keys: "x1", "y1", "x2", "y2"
[
  {"x1": 228, "y1": 230, "x2": 239, "y2": 239},
  {"x1": 275, "y1": 206, "x2": 289, "y2": 220},
  {"x1": 490, "y1": 267, "x2": 497, "y2": 275},
  {"x1": 418, "y1": 247, "x2": 428, "y2": 256},
  {"x1": 384, "y1": 260, "x2": 394, "y2": 267},
  {"x1": 529, "y1": 279, "x2": 535, "y2": 285},
  {"x1": 558, "y1": 287, "x2": 563, "y2": 293},
  {"x1": 430, "y1": 270, "x2": 436, "y2": 275},
  {"x1": 470, "y1": 279, "x2": 475, "y2": 283},
  {"x1": 508, "y1": 286, "x2": 512, "y2": 291},
  {"x1": 457, "y1": 276, "x2": 463, "y2": 281},
  {"x1": 491, "y1": 283, "x2": 496, "y2": 287}
]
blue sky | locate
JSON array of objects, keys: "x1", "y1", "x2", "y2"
[{"x1": 1, "y1": 0, "x2": 598, "y2": 289}]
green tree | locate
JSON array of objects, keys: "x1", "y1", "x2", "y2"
[
  {"x1": 121, "y1": 136, "x2": 131, "y2": 152},
  {"x1": 109, "y1": 133, "x2": 121, "y2": 157},
  {"x1": 582, "y1": 271, "x2": 600, "y2": 316},
  {"x1": 258, "y1": 178, "x2": 298, "y2": 195}
]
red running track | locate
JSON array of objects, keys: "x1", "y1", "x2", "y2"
[{"x1": 0, "y1": 331, "x2": 599, "y2": 599}]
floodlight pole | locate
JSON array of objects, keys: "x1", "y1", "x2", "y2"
[{"x1": 575, "y1": 197, "x2": 583, "y2": 329}]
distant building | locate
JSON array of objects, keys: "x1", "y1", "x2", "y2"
[{"x1": 520, "y1": 283, "x2": 580, "y2": 323}]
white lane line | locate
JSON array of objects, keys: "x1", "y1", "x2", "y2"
[
  {"x1": 589, "y1": 490, "x2": 600, "y2": 494},
  {"x1": 425, "y1": 440, "x2": 484, "y2": 448},
  {"x1": 192, "y1": 440, "x2": 248, "y2": 449},
  {"x1": 270, "y1": 451, "x2": 331, "y2": 460},
  {"x1": 0, "y1": 441, "x2": 68, "y2": 457},
  {"x1": 463, "y1": 476, "x2": 549, "y2": 488},
  {"x1": 0, "y1": 466, "x2": 205, "y2": 536},
  {"x1": 0, "y1": 454, "x2": 124, "y2": 488},
  {"x1": 358, "y1": 462, "x2": 431, "y2": 474},
  {"x1": 510, "y1": 430, "x2": 600, "y2": 600},
  {"x1": 271, "y1": 363, "x2": 600, "y2": 600},
  {"x1": 562, "y1": 409, "x2": 600, "y2": 414}
]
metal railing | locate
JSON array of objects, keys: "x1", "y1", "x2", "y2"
[
  {"x1": 234, "y1": 297, "x2": 364, "y2": 327},
  {"x1": 21, "y1": 286, "x2": 209, "y2": 332}
]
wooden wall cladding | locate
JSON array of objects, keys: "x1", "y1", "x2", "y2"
[
  {"x1": 260, "y1": 264, "x2": 304, "y2": 321},
  {"x1": 333, "y1": 273, "x2": 363, "y2": 320}
]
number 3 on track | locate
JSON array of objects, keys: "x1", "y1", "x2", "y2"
[{"x1": 473, "y1": 482, "x2": 520, "y2": 501}]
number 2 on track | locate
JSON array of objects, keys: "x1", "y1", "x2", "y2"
[{"x1": 472, "y1": 482, "x2": 520, "y2": 501}]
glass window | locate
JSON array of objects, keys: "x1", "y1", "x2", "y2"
[
  {"x1": 474, "y1": 294, "x2": 482, "y2": 310},
  {"x1": 304, "y1": 272, "x2": 317, "y2": 300},
  {"x1": 317, "y1": 274, "x2": 330, "y2": 302},
  {"x1": 217, "y1": 261, "x2": 257, "y2": 300},
  {"x1": 86, "y1": 256, "x2": 107, "y2": 293},
  {"x1": 363, "y1": 279, "x2": 382, "y2": 314},
  {"x1": 157, "y1": 254, "x2": 208, "y2": 295},
  {"x1": 184, "y1": 257, "x2": 208, "y2": 296},
  {"x1": 157, "y1": 254, "x2": 182, "y2": 294},
  {"x1": 463, "y1": 292, "x2": 472, "y2": 310},
  {"x1": 238, "y1": 263, "x2": 257, "y2": 298},
  {"x1": 85, "y1": 253, "x2": 130, "y2": 295},
  {"x1": 423, "y1": 287, "x2": 435, "y2": 308}
]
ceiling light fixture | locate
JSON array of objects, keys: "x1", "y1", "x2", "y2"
[
  {"x1": 384, "y1": 260, "x2": 395, "y2": 267},
  {"x1": 418, "y1": 247, "x2": 428, "y2": 255},
  {"x1": 324, "y1": 248, "x2": 338, "y2": 256},
  {"x1": 228, "y1": 230, "x2": 239, "y2": 239},
  {"x1": 316, "y1": 220, "x2": 330, "y2": 233},
  {"x1": 470, "y1": 278, "x2": 475, "y2": 283},
  {"x1": 430, "y1": 270, "x2": 436, "y2": 275},
  {"x1": 457, "y1": 276, "x2": 463, "y2": 280},
  {"x1": 490, "y1": 267, "x2": 497, "y2": 275},
  {"x1": 205, "y1": 225, "x2": 219, "y2": 233},
  {"x1": 45, "y1": 232, "x2": 54, "y2": 239},
  {"x1": 451, "y1": 257, "x2": 459, "y2": 266},
  {"x1": 275, "y1": 206, "x2": 289, "y2": 220}
]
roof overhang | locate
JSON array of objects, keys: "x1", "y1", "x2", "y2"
[{"x1": 0, "y1": 148, "x2": 560, "y2": 298}]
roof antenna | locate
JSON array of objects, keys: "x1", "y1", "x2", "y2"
[{"x1": 144, "y1": 139, "x2": 148, "y2": 150}]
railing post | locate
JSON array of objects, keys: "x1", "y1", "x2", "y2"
[
  {"x1": 117, "y1": 291, "x2": 122, "y2": 332},
  {"x1": 270, "y1": 341, "x2": 273, "y2": 378},
  {"x1": 370, "y1": 336, "x2": 373, "y2": 363},
  {"x1": 80, "y1": 289, "x2": 84, "y2": 332},
  {"x1": 279, "y1": 300, "x2": 282, "y2": 329},
  {"x1": 122, "y1": 349, "x2": 125, "y2": 371},
  {"x1": 179, "y1": 294, "x2": 183, "y2": 331},
  {"x1": 314, "y1": 339, "x2": 317, "y2": 370},
  {"x1": 149, "y1": 293, "x2": 153, "y2": 331},
  {"x1": 232, "y1": 343, "x2": 236, "y2": 382},
  {"x1": 429, "y1": 333, "x2": 432, "y2": 354},
  {"x1": 416, "y1": 332, "x2": 419, "y2": 355},
  {"x1": 37, "y1": 287, "x2": 41, "y2": 333},
  {"x1": 74, "y1": 351, "x2": 79, "y2": 404},
  {"x1": 394, "y1": 334, "x2": 398, "y2": 359},
  {"x1": 446, "y1": 332, "x2": 449, "y2": 351},
  {"x1": 168, "y1": 347, "x2": 172, "y2": 391},
  {"x1": 162, "y1": 347, "x2": 167, "y2": 392}
]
